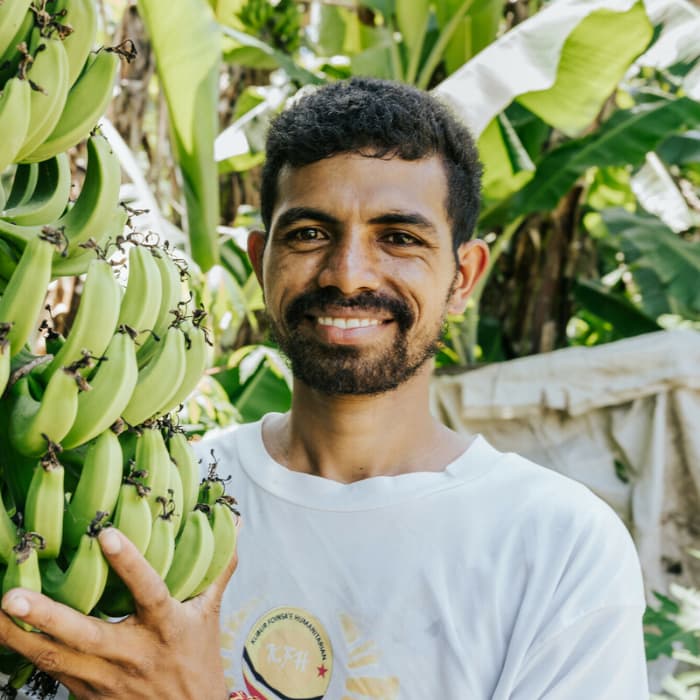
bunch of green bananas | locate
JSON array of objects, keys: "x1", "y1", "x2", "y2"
[
  {"x1": 0, "y1": 216, "x2": 237, "y2": 695},
  {"x1": 0, "y1": 0, "x2": 120, "y2": 174},
  {"x1": 0, "y1": 3, "x2": 240, "y2": 695}
]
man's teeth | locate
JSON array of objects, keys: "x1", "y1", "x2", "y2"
[{"x1": 317, "y1": 317, "x2": 381, "y2": 329}]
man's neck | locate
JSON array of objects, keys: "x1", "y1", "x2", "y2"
[{"x1": 261, "y1": 365, "x2": 472, "y2": 483}]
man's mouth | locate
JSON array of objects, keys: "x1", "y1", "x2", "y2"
[{"x1": 316, "y1": 316, "x2": 385, "y2": 329}]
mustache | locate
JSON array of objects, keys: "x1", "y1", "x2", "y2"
[{"x1": 284, "y1": 288, "x2": 414, "y2": 332}]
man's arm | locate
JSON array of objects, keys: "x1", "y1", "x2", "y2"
[
  {"x1": 0, "y1": 527, "x2": 238, "y2": 699},
  {"x1": 508, "y1": 604, "x2": 648, "y2": 699}
]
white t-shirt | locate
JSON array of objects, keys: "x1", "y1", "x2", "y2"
[{"x1": 199, "y1": 417, "x2": 649, "y2": 700}]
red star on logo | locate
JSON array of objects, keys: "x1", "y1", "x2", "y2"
[{"x1": 317, "y1": 664, "x2": 328, "y2": 678}]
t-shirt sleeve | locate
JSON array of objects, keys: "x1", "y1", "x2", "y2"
[
  {"x1": 508, "y1": 605, "x2": 649, "y2": 699},
  {"x1": 501, "y1": 472, "x2": 649, "y2": 700}
]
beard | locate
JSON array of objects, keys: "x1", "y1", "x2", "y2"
[{"x1": 267, "y1": 287, "x2": 446, "y2": 396}]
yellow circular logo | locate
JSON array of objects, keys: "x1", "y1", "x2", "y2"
[{"x1": 242, "y1": 606, "x2": 333, "y2": 699}]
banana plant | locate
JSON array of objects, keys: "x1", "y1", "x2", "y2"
[{"x1": 137, "y1": 0, "x2": 222, "y2": 272}]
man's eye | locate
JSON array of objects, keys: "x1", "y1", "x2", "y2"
[
  {"x1": 385, "y1": 231, "x2": 419, "y2": 246},
  {"x1": 290, "y1": 228, "x2": 324, "y2": 241}
]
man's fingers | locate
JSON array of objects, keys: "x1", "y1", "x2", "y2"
[
  {"x1": 98, "y1": 528, "x2": 173, "y2": 622},
  {"x1": 1, "y1": 589, "x2": 107, "y2": 656},
  {"x1": 0, "y1": 608, "x2": 107, "y2": 689}
]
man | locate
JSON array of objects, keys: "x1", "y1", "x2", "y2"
[{"x1": 0, "y1": 78, "x2": 647, "y2": 699}]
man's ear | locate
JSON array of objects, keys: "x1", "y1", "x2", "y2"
[
  {"x1": 247, "y1": 230, "x2": 267, "y2": 287},
  {"x1": 447, "y1": 239, "x2": 489, "y2": 315}
]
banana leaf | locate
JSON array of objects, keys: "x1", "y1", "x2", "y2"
[
  {"x1": 435, "y1": 0, "x2": 501, "y2": 72},
  {"x1": 602, "y1": 208, "x2": 700, "y2": 319},
  {"x1": 434, "y1": 0, "x2": 653, "y2": 138},
  {"x1": 630, "y1": 152, "x2": 697, "y2": 233},
  {"x1": 658, "y1": 130, "x2": 700, "y2": 165},
  {"x1": 137, "y1": 0, "x2": 221, "y2": 271},
  {"x1": 481, "y1": 97, "x2": 700, "y2": 227},
  {"x1": 572, "y1": 280, "x2": 661, "y2": 337},
  {"x1": 221, "y1": 26, "x2": 324, "y2": 86}
]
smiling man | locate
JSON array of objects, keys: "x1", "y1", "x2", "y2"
[{"x1": 0, "y1": 78, "x2": 647, "y2": 700}]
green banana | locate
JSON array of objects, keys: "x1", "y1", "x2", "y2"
[
  {"x1": 54, "y1": 0, "x2": 98, "y2": 87},
  {"x1": 134, "y1": 426, "x2": 172, "y2": 516},
  {"x1": 2, "y1": 533, "x2": 43, "y2": 631},
  {"x1": 167, "y1": 430, "x2": 200, "y2": 527},
  {"x1": 23, "y1": 452, "x2": 65, "y2": 558},
  {"x1": 22, "y1": 49, "x2": 120, "y2": 163},
  {"x1": 4, "y1": 162, "x2": 38, "y2": 210},
  {"x1": 117, "y1": 244, "x2": 163, "y2": 344},
  {"x1": 0, "y1": 485, "x2": 20, "y2": 565},
  {"x1": 0, "y1": 323, "x2": 11, "y2": 397},
  {"x1": 44, "y1": 258, "x2": 122, "y2": 382},
  {"x1": 0, "y1": 4, "x2": 32, "y2": 86},
  {"x1": 164, "y1": 507, "x2": 214, "y2": 602},
  {"x1": 0, "y1": 238, "x2": 20, "y2": 283},
  {"x1": 167, "y1": 456, "x2": 184, "y2": 536},
  {"x1": 144, "y1": 496, "x2": 175, "y2": 579},
  {"x1": 8, "y1": 367, "x2": 80, "y2": 457},
  {"x1": 112, "y1": 478, "x2": 152, "y2": 555},
  {"x1": 191, "y1": 499, "x2": 238, "y2": 596},
  {"x1": 0, "y1": 77, "x2": 31, "y2": 173},
  {"x1": 42, "y1": 517, "x2": 109, "y2": 614},
  {"x1": 198, "y1": 449, "x2": 231, "y2": 507},
  {"x1": 2, "y1": 153, "x2": 71, "y2": 225},
  {"x1": 121, "y1": 325, "x2": 187, "y2": 427},
  {"x1": 15, "y1": 31, "x2": 71, "y2": 163},
  {"x1": 61, "y1": 328, "x2": 138, "y2": 450},
  {"x1": 0, "y1": 0, "x2": 32, "y2": 58},
  {"x1": 51, "y1": 204, "x2": 127, "y2": 278},
  {"x1": 136, "y1": 249, "x2": 187, "y2": 366},
  {"x1": 199, "y1": 475, "x2": 227, "y2": 507},
  {"x1": 157, "y1": 319, "x2": 209, "y2": 416},
  {"x1": 52, "y1": 132, "x2": 122, "y2": 257},
  {"x1": 0, "y1": 231, "x2": 58, "y2": 356},
  {"x1": 63, "y1": 430, "x2": 123, "y2": 550}
]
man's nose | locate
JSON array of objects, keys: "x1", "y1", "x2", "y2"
[{"x1": 317, "y1": 233, "x2": 381, "y2": 295}]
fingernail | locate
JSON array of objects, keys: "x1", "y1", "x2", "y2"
[
  {"x1": 3, "y1": 594, "x2": 30, "y2": 617},
  {"x1": 99, "y1": 528, "x2": 122, "y2": 555}
]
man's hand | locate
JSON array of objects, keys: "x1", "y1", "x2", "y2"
[{"x1": 0, "y1": 526, "x2": 238, "y2": 699}]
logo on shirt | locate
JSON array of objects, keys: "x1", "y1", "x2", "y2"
[{"x1": 241, "y1": 606, "x2": 333, "y2": 699}]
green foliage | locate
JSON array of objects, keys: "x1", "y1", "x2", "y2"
[
  {"x1": 645, "y1": 592, "x2": 699, "y2": 661},
  {"x1": 481, "y1": 98, "x2": 700, "y2": 228},
  {"x1": 137, "y1": 0, "x2": 222, "y2": 271}
]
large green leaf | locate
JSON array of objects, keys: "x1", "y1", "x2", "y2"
[
  {"x1": 658, "y1": 130, "x2": 700, "y2": 165},
  {"x1": 434, "y1": 0, "x2": 655, "y2": 137},
  {"x1": 602, "y1": 208, "x2": 700, "y2": 319},
  {"x1": 481, "y1": 97, "x2": 700, "y2": 227},
  {"x1": 572, "y1": 280, "x2": 661, "y2": 337},
  {"x1": 221, "y1": 25, "x2": 324, "y2": 85},
  {"x1": 517, "y1": 2, "x2": 653, "y2": 136},
  {"x1": 435, "y1": 0, "x2": 501, "y2": 72},
  {"x1": 137, "y1": 0, "x2": 221, "y2": 271}
]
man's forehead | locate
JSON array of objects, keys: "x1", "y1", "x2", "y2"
[{"x1": 273, "y1": 153, "x2": 450, "y2": 216}]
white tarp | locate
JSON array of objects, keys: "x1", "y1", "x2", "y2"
[
  {"x1": 431, "y1": 329, "x2": 700, "y2": 596},
  {"x1": 430, "y1": 330, "x2": 700, "y2": 687}
]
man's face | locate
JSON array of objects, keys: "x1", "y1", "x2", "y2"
[{"x1": 249, "y1": 152, "x2": 483, "y2": 395}]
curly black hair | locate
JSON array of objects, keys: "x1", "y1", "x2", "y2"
[{"x1": 260, "y1": 77, "x2": 482, "y2": 252}]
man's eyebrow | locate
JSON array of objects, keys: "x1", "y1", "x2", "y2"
[
  {"x1": 273, "y1": 207, "x2": 340, "y2": 230},
  {"x1": 368, "y1": 212, "x2": 437, "y2": 232}
]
